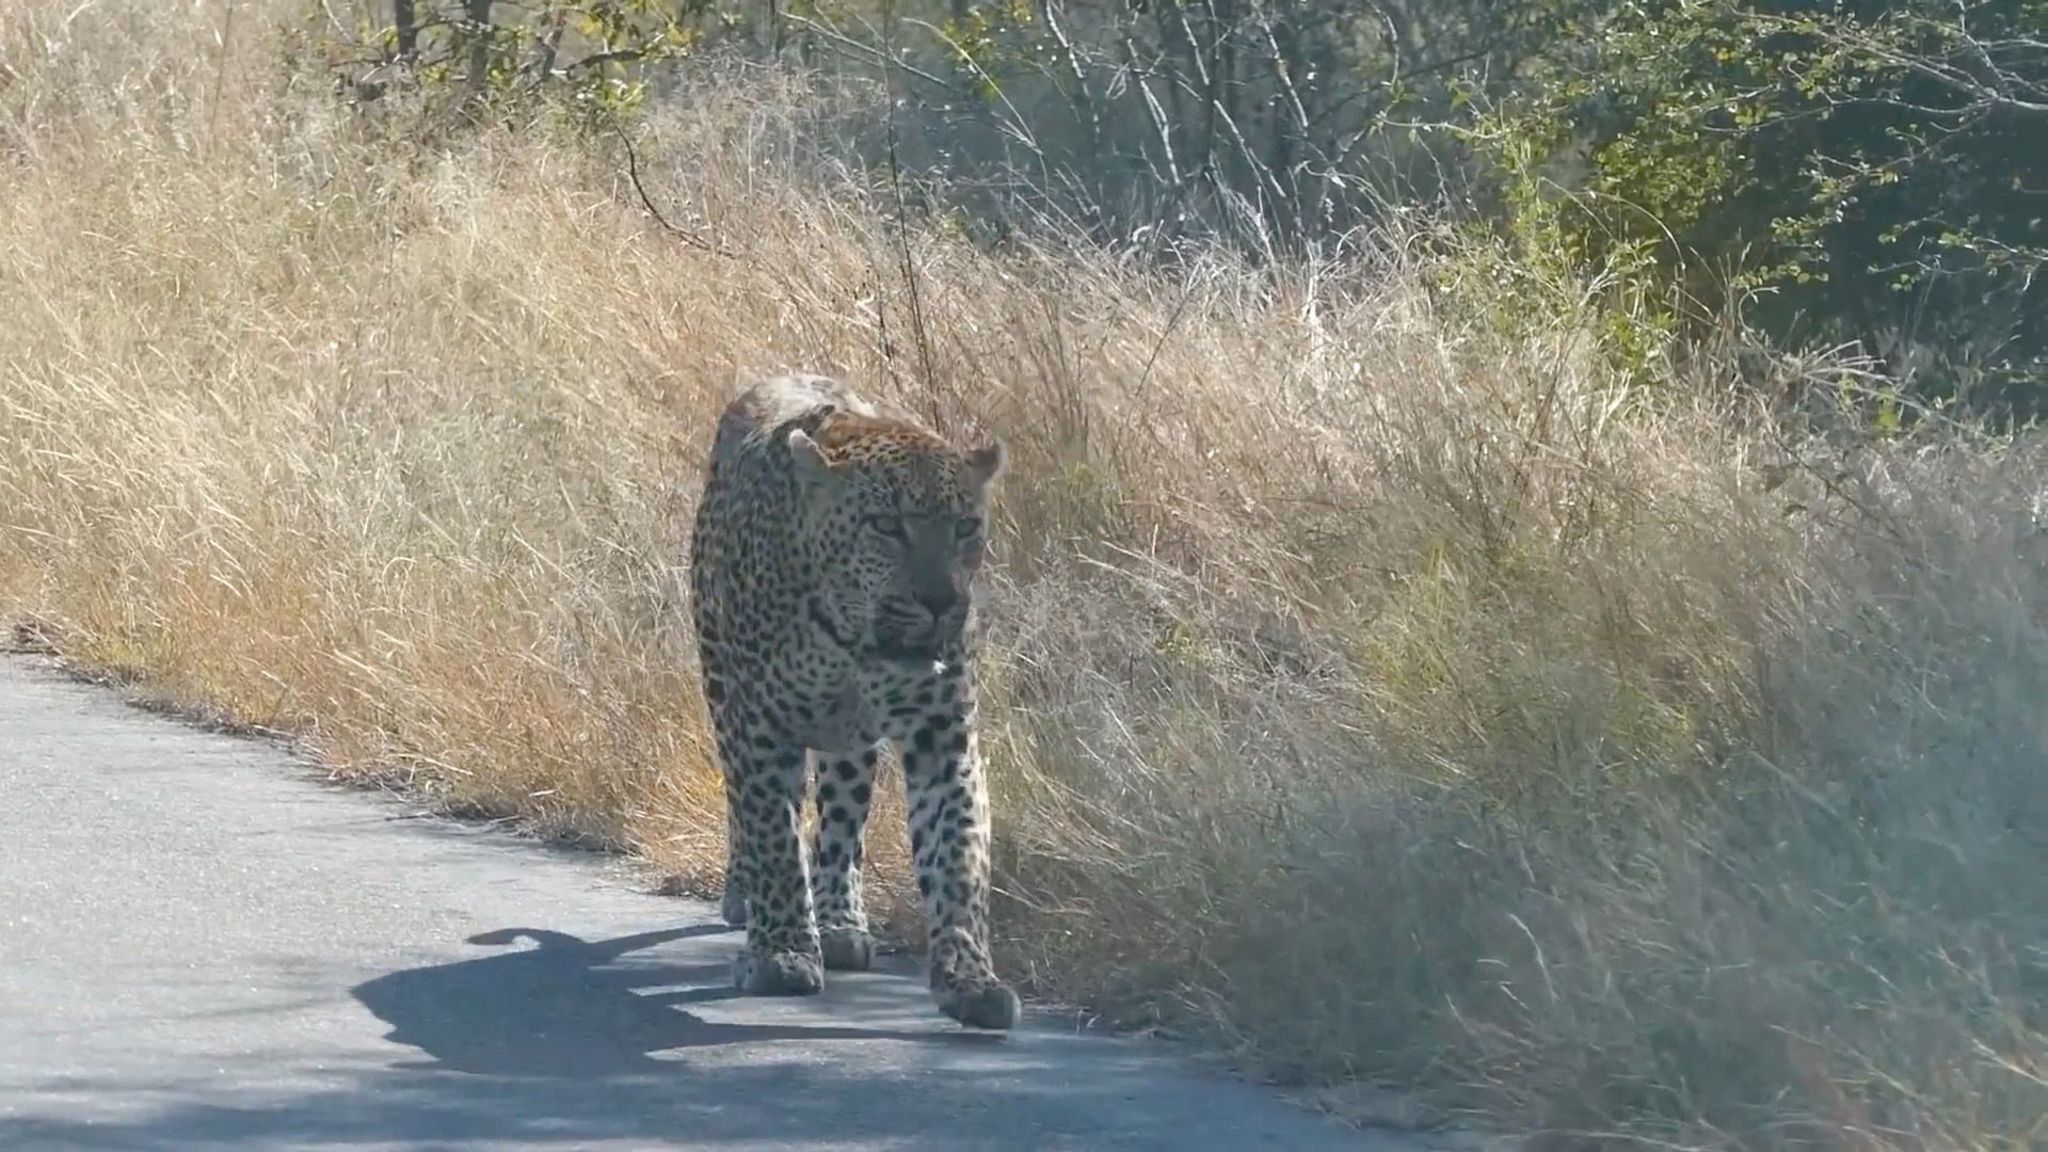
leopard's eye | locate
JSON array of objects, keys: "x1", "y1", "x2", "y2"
[
  {"x1": 865, "y1": 514, "x2": 908, "y2": 539},
  {"x1": 953, "y1": 516, "x2": 982, "y2": 541}
]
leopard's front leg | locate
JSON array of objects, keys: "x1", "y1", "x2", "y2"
[
  {"x1": 810, "y1": 742, "x2": 884, "y2": 972},
  {"x1": 899, "y1": 699, "x2": 1018, "y2": 1030},
  {"x1": 716, "y1": 718, "x2": 825, "y2": 996}
]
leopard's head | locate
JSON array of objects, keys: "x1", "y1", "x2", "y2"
[{"x1": 787, "y1": 408, "x2": 1004, "y2": 664}]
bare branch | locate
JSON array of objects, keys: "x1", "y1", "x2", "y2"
[
  {"x1": 780, "y1": 12, "x2": 959, "y2": 93},
  {"x1": 611, "y1": 122, "x2": 733, "y2": 258}
]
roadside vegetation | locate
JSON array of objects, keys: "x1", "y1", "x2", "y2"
[{"x1": 2, "y1": 1, "x2": 2043, "y2": 1147}]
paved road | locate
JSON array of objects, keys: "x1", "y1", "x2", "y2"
[{"x1": 0, "y1": 657, "x2": 1443, "y2": 1151}]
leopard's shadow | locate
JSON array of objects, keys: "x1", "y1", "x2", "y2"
[{"x1": 351, "y1": 925, "x2": 993, "y2": 1078}]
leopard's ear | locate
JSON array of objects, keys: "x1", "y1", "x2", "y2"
[
  {"x1": 786, "y1": 403, "x2": 842, "y2": 471},
  {"x1": 964, "y1": 438, "x2": 1005, "y2": 486},
  {"x1": 787, "y1": 427, "x2": 832, "y2": 476}
]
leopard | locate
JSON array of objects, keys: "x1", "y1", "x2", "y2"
[{"x1": 686, "y1": 372, "x2": 1019, "y2": 1031}]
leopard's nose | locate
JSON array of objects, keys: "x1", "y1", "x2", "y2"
[{"x1": 916, "y1": 588, "x2": 958, "y2": 620}]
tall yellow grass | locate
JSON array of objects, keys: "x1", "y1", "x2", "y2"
[{"x1": 3, "y1": 2, "x2": 2044, "y2": 1147}]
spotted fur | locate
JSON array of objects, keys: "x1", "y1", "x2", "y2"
[{"x1": 687, "y1": 373, "x2": 1018, "y2": 1030}]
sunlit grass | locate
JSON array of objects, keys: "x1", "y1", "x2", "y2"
[{"x1": 3, "y1": 3, "x2": 2044, "y2": 1146}]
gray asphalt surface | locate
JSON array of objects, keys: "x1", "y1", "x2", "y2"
[{"x1": 0, "y1": 656, "x2": 1445, "y2": 1152}]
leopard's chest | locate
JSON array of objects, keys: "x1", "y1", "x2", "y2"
[{"x1": 776, "y1": 651, "x2": 954, "y2": 753}]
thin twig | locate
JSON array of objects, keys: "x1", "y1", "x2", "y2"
[
  {"x1": 204, "y1": 0, "x2": 238, "y2": 153},
  {"x1": 613, "y1": 122, "x2": 729, "y2": 257},
  {"x1": 1135, "y1": 272, "x2": 1198, "y2": 407},
  {"x1": 901, "y1": 17, "x2": 1043, "y2": 160},
  {"x1": 879, "y1": 2, "x2": 943, "y2": 431},
  {"x1": 780, "y1": 12, "x2": 958, "y2": 92}
]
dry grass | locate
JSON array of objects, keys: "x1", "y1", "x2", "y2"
[{"x1": 3, "y1": 2, "x2": 2046, "y2": 1147}]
